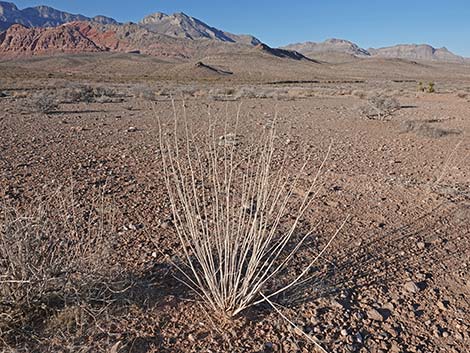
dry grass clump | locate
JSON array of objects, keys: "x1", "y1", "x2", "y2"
[
  {"x1": 0, "y1": 186, "x2": 118, "y2": 347},
  {"x1": 158, "y1": 103, "x2": 343, "y2": 318},
  {"x1": 360, "y1": 94, "x2": 401, "y2": 120}
]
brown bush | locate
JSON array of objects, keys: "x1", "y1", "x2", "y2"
[
  {"x1": 360, "y1": 94, "x2": 401, "y2": 120},
  {"x1": 1, "y1": 189, "x2": 116, "y2": 305},
  {"x1": 32, "y1": 92, "x2": 59, "y2": 113}
]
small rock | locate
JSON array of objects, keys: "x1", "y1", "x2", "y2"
[
  {"x1": 264, "y1": 342, "x2": 274, "y2": 350},
  {"x1": 127, "y1": 126, "x2": 137, "y2": 132},
  {"x1": 404, "y1": 281, "x2": 420, "y2": 294},
  {"x1": 331, "y1": 299, "x2": 346, "y2": 310},
  {"x1": 417, "y1": 242, "x2": 426, "y2": 250},
  {"x1": 437, "y1": 301, "x2": 448, "y2": 310},
  {"x1": 161, "y1": 220, "x2": 173, "y2": 229},
  {"x1": 341, "y1": 329, "x2": 348, "y2": 336},
  {"x1": 367, "y1": 308, "x2": 384, "y2": 321}
]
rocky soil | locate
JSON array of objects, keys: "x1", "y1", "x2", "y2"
[{"x1": 0, "y1": 74, "x2": 469, "y2": 352}]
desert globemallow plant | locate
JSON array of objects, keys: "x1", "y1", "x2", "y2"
[{"x1": 157, "y1": 102, "x2": 346, "y2": 319}]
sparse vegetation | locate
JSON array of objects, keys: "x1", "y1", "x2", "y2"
[
  {"x1": 352, "y1": 89, "x2": 367, "y2": 99},
  {"x1": 428, "y1": 82, "x2": 436, "y2": 93},
  {"x1": 0, "y1": 187, "x2": 119, "y2": 348},
  {"x1": 418, "y1": 81, "x2": 425, "y2": 92},
  {"x1": 401, "y1": 120, "x2": 461, "y2": 138},
  {"x1": 62, "y1": 84, "x2": 120, "y2": 103},
  {"x1": 158, "y1": 106, "x2": 342, "y2": 318},
  {"x1": 32, "y1": 92, "x2": 59, "y2": 113},
  {"x1": 360, "y1": 94, "x2": 401, "y2": 120}
]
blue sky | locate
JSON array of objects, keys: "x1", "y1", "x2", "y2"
[{"x1": 12, "y1": 0, "x2": 470, "y2": 56}]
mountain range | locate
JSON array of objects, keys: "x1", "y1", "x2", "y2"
[
  {"x1": 283, "y1": 39, "x2": 467, "y2": 63},
  {"x1": 0, "y1": 1, "x2": 117, "y2": 30},
  {"x1": 0, "y1": 1, "x2": 467, "y2": 63}
]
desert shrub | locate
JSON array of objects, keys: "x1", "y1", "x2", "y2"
[
  {"x1": 352, "y1": 90, "x2": 367, "y2": 99},
  {"x1": 158, "y1": 106, "x2": 343, "y2": 318},
  {"x1": 63, "y1": 85, "x2": 119, "y2": 103},
  {"x1": 360, "y1": 94, "x2": 401, "y2": 120},
  {"x1": 176, "y1": 86, "x2": 200, "y2": 98},
  {"x1": 428, "y1": 82, "x2": 436, "y2": 93},
  {"x1": 132, "y1": 84, "x2": 158, "y2": 101},
  {"x1": 208, "y1": 87, "x2": 237, "y2": 100},
  {"x1": 0, "y1": 187, "x2": 116, "y2": 310},
  {"x1": 286, "y1": 88, "x2": 316, "y2": 99},
  {"x1": 401, "y1": 121, "x2": 461, "y2": 138},
  {"x1": 233, "y1": 86, "x2": 280, "y2": 100},
  {"x1": 32, "y1": 92, "x2": 59, "y2": 113},
  {"x1": 418, "y1": 81, "x2": 426, "y2": 92}
]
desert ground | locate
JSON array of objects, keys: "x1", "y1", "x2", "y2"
[{"x1": 0, "y1": 53, "x2": 469, "y2": 353}]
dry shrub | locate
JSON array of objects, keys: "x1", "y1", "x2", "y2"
[
  {"x1": 0, "y1": 188, "x2": 116, "y2": 306},
  {"x1": 134, "y1": 85, "x2": 158, "y2": 101},
  {"x1": 208, "y1": 87, "x2": 237, "y2": 100},
  {"x1": 12, "y1": 90, "x2": 28, "y2": 99},
  {"x1": 352, "y1": 90, "x2": 367, "y2": 99},
  {"x1": 360, "y1": 94, "x2": 401, "y2": 120},
  {"x1": 233, "y1": 87, "x2": 281, "y2": 100},
  {"x1": 286, "y1": 88, "x2": 316, "y2": 99},
  {"x1": 32, "y1": 92, "x2": 59, "y2": 114},
  {"x1": 158, "y1": 103, "x2": 343, "y2": 318},
  {"x1": 0, "y1": 185, "x2": 118, "y2": 349},
  {"x1": 401, "y1": 121, "x2": 461, "y2": 138},
  {"x1": 63, "y1": 84, "x2": 119, "y2": 103}
]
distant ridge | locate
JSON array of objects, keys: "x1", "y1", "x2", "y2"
[
  {"x1": 283, "y1": 38, "x2": 468, "y2": 63},
  {"x1": 0, "y1": 1, "x2": 117, "y2": 30},
  {"x1": 139, "y1": 12, "x2": 260, "y2": 45},
  {"x1": 282, "y1": 38, "x2": 370, "y2": 57},
  {"x1": 368, "y1": 44, "x2": 466, "y2": 63}
]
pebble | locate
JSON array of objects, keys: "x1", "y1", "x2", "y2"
[
  {"x1": 341, "y1": 329, "x2": 348, "y2": 336},
  {"x1": 437, "y1": 301, "x2": 448, "y2": 310},
  {"x1": 367, "y1": 308, "x2": 384, "y2": 321},
  {"x1": 404, "y1": 281, "x2": 420, "y2": 294},
  {"x1": 161, "y1": 220, "x2": 173, "y2": 229}
]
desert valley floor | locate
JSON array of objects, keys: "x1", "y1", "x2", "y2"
[{"x1": 0, "y1": 53, "x2": 469, "y2": 353}]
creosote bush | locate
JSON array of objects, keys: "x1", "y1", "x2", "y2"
[
  {"x1": 360, "y1": 94, "x2": 401, "y2": 120},
  {"x1": 62, "y1": 84, "x2": 119, "y2": 103},
  {"x1": 32, "y1": 92, "x2": 59, "y2": 114},
  {"x1": 158, "y1": 103, "x2": 342, "y2": 318}
]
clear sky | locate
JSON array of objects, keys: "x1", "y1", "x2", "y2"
[{"x1": 12, "y1": 0, "x2": 470, "y2": 56}]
